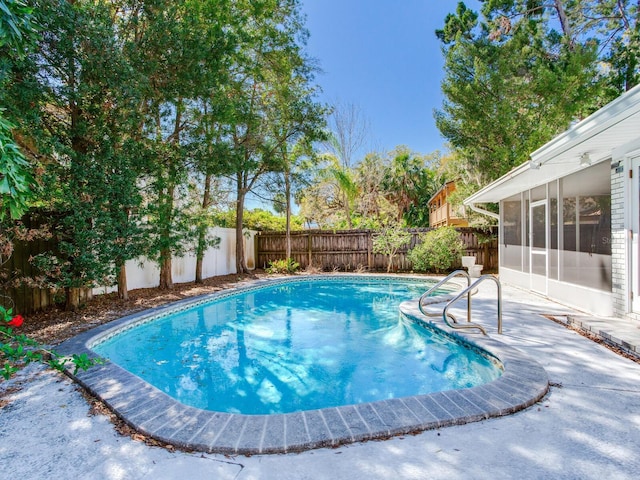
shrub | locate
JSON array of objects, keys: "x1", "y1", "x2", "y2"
[
  {"x1": 0, "y1": 305, "x2": 100, "y2": 380},
  {"x1": 408, "y1": 227, "x2": 465, "y2": 273},
  {"x1": 266, "y1": 258, "x2": 300, "y2": 274},
  {"x1": 372, "y1": 225, "x2": 412, "y2": 273}
]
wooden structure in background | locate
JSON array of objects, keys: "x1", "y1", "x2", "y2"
[{"x1": 428, "y1": 181, "x2": 469, "y2": 228}]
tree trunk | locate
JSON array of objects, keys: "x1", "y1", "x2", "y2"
[
  {"x1": 285, "y1": 169, "x2": 292, "y2": 259},
  {"x1": 65, "y1": 287, "x2": 80, "y2": 311},
  {"x1": 344, "y1": 191, "x2": 353, "y2": 229},
  {"x1": 117, "y1": 262, "x2": 128, "y2": 300},
  {"x1": 158, "y1": 182, "x2": 175, "y2": 289},
  {"x1": 554, "y1": 0, "x2": 573, "y2": 47},
  {"x1": 195, "y1": 229, "x2": 206, "y2": 284},
  {"x1": 195, "y1": 173, "x2": 213, "y2": 283},
  {"x1": 159, "y1": 249, "x2": 173, "y2": 289},
  {"x1": 235, "y1": 175, "x2": 249, "y2": 274}
]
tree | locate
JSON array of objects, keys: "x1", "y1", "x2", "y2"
[
  {"x1": 480, "y1": 0, "x2": 640, "y2": 93},
  {"x1": 187, "y1": 116, "x2": 232, "y2": 283},
  {"x1": 297, "y1": 171, "x2": 343, "y2": 228},
  {"x1": 372, "y1": 225, "x2": 412, "y2": 273},
  {"x1": 3, "y1": 0, "x2": 146, "y2": 308},
  {"x1": 0, "y1": 0, "x2": 100, "y2": 376},
  {"x1": 117, "y1": 0, "x2": 238, "y2": 289},
  {"x1": 0, "y1": 0, "x2": 39, "y2": 319},
  {"x1": 435, "y1": 1, "x2": 600, "y2": 186},
  {"x1": 271, "y1": 139, "x2": 322, "y2": 259},
  {"x1": 260, "y1": 36, "x2": 327, "y2": 260},
  {"x1": 324, "y1": 101, "x2": 369, "y2": 169},
  {"x1": 326, "y1": 154, "x2": 359, "y2": 229},
  {"x1": 224, "y1": 0, "x2": 322, "y2": 274},
  {"x1": 353, "y1": 152, "x2": 395, "y2": 227},
  {"x1": 381, "y1": 146, "x2": 439, "y2": 227},
  {"x1": 296, "y1": 146, "x2": 439, "y2": 230}
]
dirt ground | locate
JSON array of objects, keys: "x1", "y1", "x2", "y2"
[{"x1": 19, "y1": 271, "x2": 272, "y2": 346}]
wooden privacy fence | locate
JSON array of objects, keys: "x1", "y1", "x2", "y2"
[
  {"x1": 256, "y1": 227, "x2": 497, "y2": 272},
  {"x1": 0, "y1": 232, "x2": 92, "y2": 315}
]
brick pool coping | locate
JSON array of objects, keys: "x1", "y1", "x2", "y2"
[{"x1": 58, "y1": 275, "x2": 549, "y2": 455}]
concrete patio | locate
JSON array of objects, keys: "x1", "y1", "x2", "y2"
[{"x1": 1, "y1": 281, "x2": 639, "y2": 479}]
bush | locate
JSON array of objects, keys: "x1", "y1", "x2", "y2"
[
  {"x1": 408, "y1": 227, "x2": 465, "y2": 273},
  {"x1": 266, "y1": 258, "x2": 300, "y2": 274},
  {"x1": 0, "y1": 305, "x2": 100, "y2": 379}
]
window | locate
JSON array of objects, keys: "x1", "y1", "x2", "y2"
[
  {"x1": 559, "y1": 162, "x2": 611, "y2": 291},
  {"x1": 501, "y1": 194, "x2": 522, "y2": 270}
]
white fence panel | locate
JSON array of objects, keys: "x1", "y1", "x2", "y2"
[{"x1": 93, "y1": 228, "x2": 256, "y2": 295}]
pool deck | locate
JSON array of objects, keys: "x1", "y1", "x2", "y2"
[{"x1": 2, "y1": 278, "x2": 640, "y2": 479}]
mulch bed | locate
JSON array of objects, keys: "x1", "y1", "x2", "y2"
[{"x1": 20, "y1": 271, "x2": 271, "y2": 346}]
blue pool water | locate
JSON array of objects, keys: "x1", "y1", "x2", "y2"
[{"x1": 93, "y1": 278, "x2": 502, "y2": 415}]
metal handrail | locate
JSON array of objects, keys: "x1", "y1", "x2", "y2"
[
  {"x1": 418, "y1": 269, "x2": 471, "y2": 321},
  {"x1": 417, "y1": 271, "x2": 503, "y2": 335},
  {"x1": 442, "y1": 274, "x2": 502, "y2": 335}
]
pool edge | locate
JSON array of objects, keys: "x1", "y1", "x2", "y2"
[{"x1": 57, "y1": 274, "x2": 549, "y2": 455}]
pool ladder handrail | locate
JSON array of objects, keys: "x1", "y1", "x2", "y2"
[{"x1": 418, "y1": 270, "x2": 502, "y2": 335}]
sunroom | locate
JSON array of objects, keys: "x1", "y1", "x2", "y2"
[{"x1": 465, "y1": 84, "x2": 640, "y2": 318}]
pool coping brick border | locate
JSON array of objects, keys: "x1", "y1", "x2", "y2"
[{"x1": 58, "y1": 275, "x2": 549, "y2": 455}]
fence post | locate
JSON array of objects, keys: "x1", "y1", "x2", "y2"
[
  {"x1": 367, "y1": 231, "x2": 373, "y2": 270},
  {"x1": 307, "y1": 233, "x2": 312, "y2": 267}
]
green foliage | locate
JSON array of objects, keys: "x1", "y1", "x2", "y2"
[
  {"x1": 372, "y1": 225, "x2": 412, "y2": 273},
  {"x1": 0, "y1": 114, "x2": 33, "y2": 220},
  {"x1": 1, "y1": 0, "x2": 154, "y2": 304},
  {"x1": 0, "y1": 0, "x2": 38, "y2": 221},
  {"x1": 212, "y1": 208, "x2": 304, "y2": 231},
  {"x1": 0, "y1": 0, "x2": 39, "y2": 56},
  {"x1": 0, "y1": 0, "x2": 329, "y2": 303},
  {"x1": 381, "y1": 146, "x2": 439, "y2": 226},
  {"x1": 408, "y1": 227, "x2": 465, "y2": 273},
  {"x1": 478, "y1": 0, "x2": 640, "y2": 93},
  {"x1": 266, "y1": 257, "x2": 300, "y2": 274},
  {"x1": 0, "y1": 305, "x2": 101, "y2": 380},
  {"x1": 298, "y1": 146, "x2": 440, "y2": 229},
  {"x1": 436, "y1": 1, "x2": 602, "y2": 187}
]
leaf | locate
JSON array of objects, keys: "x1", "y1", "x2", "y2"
[{"x1": 0, "y1": 177, "x2": 10, "y2": 194}]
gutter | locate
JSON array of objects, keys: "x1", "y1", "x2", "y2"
[{"x1": 467, "y1": 202, "x2": 499, "y2": 220}]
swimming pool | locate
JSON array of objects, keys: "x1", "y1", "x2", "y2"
[
  {"x1": 91, "y1": 279, "x2": 502, "y2": 415},
  {"x1": 58, "y1": 275, "x2": 549, "y2": 454}
]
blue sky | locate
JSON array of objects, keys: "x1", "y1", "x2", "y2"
[{"x1": 300, "y1": 0, "x2": 482, "y2": 159}]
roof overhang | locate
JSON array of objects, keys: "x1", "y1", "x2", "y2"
[
  {"x1": 465, "y1": 84, "x2": 640, "y2": 206},
  {"x1": 427, "y1": 180, "x2": 456, "y2": 205}
]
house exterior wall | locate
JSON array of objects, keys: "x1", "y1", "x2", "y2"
[
  {"x1": 466, "y1": 86, "x2": 640, "y2": 321},
  {"x1": 610, "y1": 160, "x2": 631, "y2": 319},
  {"x1": 611, "y1": 138, "x2": 640, "y2": 322},
  {"x1": 497, "y1": 161, "x2": 613, "y2": 316}
]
